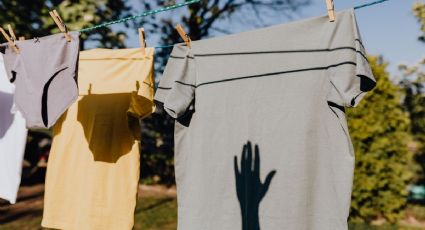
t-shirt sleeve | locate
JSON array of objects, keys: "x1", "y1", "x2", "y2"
[
  {"x1": 327, "y1": 9, "x2": 376, "y2": 108},
  {"x1": 127, "y1": 60, "x2": 156, "y2": 120},
  {"x1": 154, "y1": 45, "x2": 196, "y2": 118}
]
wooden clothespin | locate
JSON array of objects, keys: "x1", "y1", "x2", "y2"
[
  {"x1": 175, "y1": 24, "x2": 191, "y2": 48},
  {"x1": 0, "y1": 27, "x2": 20, "y2": 53},
  {"x1": 139, "y1": 28, "x2": 146, "y2": 56},
  {"x1": 326, "y1": 0, "x2": 335, "y2": 22},
  {"x1": 49, "y1": 10, "x2": 72, "y2": 42},
  {"x1": 7, "y1": 24, "x2": 16, "y2": 41}
]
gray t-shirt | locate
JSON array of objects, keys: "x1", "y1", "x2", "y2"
[{"x1": 155, "y1": 9, "x2": 375, "y2": 230}]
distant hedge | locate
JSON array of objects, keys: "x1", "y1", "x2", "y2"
[{"x1": 348, "y1": 56, "x2": 413, "y2": 223}]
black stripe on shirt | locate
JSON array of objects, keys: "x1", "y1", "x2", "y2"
[
  {"x1": 169, "y1": 46, "x2": 368, "y2": 61},
  {"x1": 157, "y1": 82, "x2": 195, "y2": 90},
  {"x1": 356, "y1": 51, "x2": 368, "y2": 62},
  {"x1": 169, "y1": 55, "x2": 195, "y2": 59},
  {"x1": 157, "y1": 86, "x2": 172, "y2": 90},
  {"x1": 355, "y1": 39, "x2": 366, "y2": 49},
  {"x1": 327, "y1": 101, "x2": 346, "y2": 113},
  {"x1": 157, "y1": 61, "x2": 371, "y2": 90},
  {"x1": 176, "y1": 81, "x2": 196, "y2": 88},
  {"x1": 196, "y1": 61, "x2": 357, "y2": 88}
]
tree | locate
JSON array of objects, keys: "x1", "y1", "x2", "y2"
[
  {"x1": 137, "y1": 0, "x2": 311, "y2": 71},
  {"x1": 0, "y1": 0, "x2": 312, "y2": 184},
  {"x1": 413, "y1": 2, "x2": 425, "y2": 42},
  {"x1": 398, "y1": 2, "x2": 425, "y2": 185},
  {"x1": 138, "y1": 0, "x2": 312, "y2": 184},
  {"x1": 0, "y1": 0, "x2": 131, "y2": 49},
  {"x1": 399, "y1": 61, "x2": 425, "y2": 185},
  {"x1": 0, "y1": 0, "x2": 133, "y2": 182},
  {"x1": 348, "y1": 56, "x2": 413, "y2": 223}
]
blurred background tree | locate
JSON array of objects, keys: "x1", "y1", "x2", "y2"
[
  {"x1": 136, "y1": 0, "x2": 310, "y2": 70},
  {"x1": 0, "y1": 0, "x2": 131, "y2": 49},
  {"x1": 0, "y1": 0, "x2": 312, "y2": 184},
  {"x1": 0, "y1": 0, "x2": 133, "y2": 181},
  {"x1": 348, "y1": 56, "x2": 413, "y2": 223},
  {"x1": 136, "y1": 0, "x2": 312, "y2": 184},
  {"x1": 413, "y1": 2, "x2": 425, "y2": 42},
  {"x1": 1, "y1": 0, "x2": 425, "y2": 228},
  {"x1": 398, "y1": 2, "x2": 425, "y2": 187}
]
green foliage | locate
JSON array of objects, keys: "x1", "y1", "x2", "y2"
[
  {"x1": 348, "y1": 56, "x2": 413, "y2": 223},
  {"x1": 141, "y1": 109, "x2": 176, "y2": 185},
  {"x1": 398, "y1": 2, "x2": 425, "y2": 185},
  {"x1": 399, "y1": 62, "x2": 425, "y2": 184},
  {"x1": 140, "y1": 0, "x2": 311, "y2": 183},
  {"x1": 140, "y1": 0, "x2": 311, "y2": 71},
  {"x1": 0, "y1": 0, "x2": 131, "y2": 48},
  {"x1": 0, "y1": 0, "x2": 313, "y2": 184},
  {"x1": 413, "y1": 2, "x2": 425, "y2": 42}
]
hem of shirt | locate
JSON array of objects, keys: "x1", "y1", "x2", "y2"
[
  {"x1": 41, "y1": 218, "x2": 71, "y2": 230},
  {"x1": 42, "y1": 217, "x2": 134, "y2": 230},
  {"x1": 0, "y1": 195, "x2": 17, "y2": 205}
]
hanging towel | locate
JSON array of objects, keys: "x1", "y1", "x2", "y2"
[
  {"x1": 0, "y1": 54, "x2": 28, "y2": 204},
  {"x1": 1, "y1": 32, "x2": 80, "y2": 128},
  {"x1": 155, "y1": 9, "x2": 375, "y2": 230},
  {"x1": 41, "y1": 48, "x2": 155, "y2": 230}
]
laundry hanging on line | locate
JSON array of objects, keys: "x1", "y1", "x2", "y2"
[
  {"x1": 0, "y1": 54, "x2": 27, "y2": 204},
  {"x1": 0, "y1": 0, "x2": 387, "y2": 50},
  {"x1": 42, "y1": 48, "x2": 155, "y2": 230},
  {"x1": 0, "y1": 0, "x2": 390, "y2": 228},
  {"x1": 1, "y1": 32, "x2": 80, "y2": 129},
  {"x1": 154, "y1": 9, "x2": 376, "y2": 230}
]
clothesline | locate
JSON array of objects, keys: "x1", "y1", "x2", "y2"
[
  {"x1": 78, "y1": 0, "x2": 201, "y2": 33},
  {"x1": 77, "y1": 0, "x2": 391, "y2": 49},
  {"x1": 354, "y1": 0, "x2": 389, "y2": 10}
]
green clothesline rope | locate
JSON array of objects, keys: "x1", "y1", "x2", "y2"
[
  {"x1": 78, "y1": 0, "x2": 391, "y2": 49},
  {"x1": 354, "y1": 0, "x2": 389, "y2": 10},
  {"x1": 151, "y1": 0, "x2": 392, "y2": 49},
  {"x1": 78, "y1": 0, "x2": 201, "y2": 33},
  {"x1": 154, "y1": 44, "x2": 175, "y2": 49}
]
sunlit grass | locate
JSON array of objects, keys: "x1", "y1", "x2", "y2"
[
  {"x1": 0, "y1": 197, "x2": 178, "y2": 230},
  {"x1": 0, "y1": 196, "x2": 424, "y2": 230}
]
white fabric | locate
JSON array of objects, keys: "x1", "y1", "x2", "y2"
[{"x1": 0, "y1": 55, "x2": 27, "y2": 204}]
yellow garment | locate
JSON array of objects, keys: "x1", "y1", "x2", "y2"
[{"x1": 42, "y1": 48, "x2": 155, "y2": 230}]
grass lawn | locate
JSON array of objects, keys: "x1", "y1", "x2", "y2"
[
  {"x1": 1, "y1": 194, "x2": 424, "y2": 230},
  {"x1": 349, "y1": 223, "x2": 423, "y2": 230},
  {"x1": 0, "y1": 196, "x2": 178, "y2": 230},
  {"x1": 134, "y1": 197, "x2": 177, "y2": 230}
]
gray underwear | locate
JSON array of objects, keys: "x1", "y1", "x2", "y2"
[{"x1": 1, "y1": 32, "x2": 80, "y2": 128}]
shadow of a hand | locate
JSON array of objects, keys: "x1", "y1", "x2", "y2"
[{"x1": 234, "y1": 141, "x2": 276, "y2": 230}]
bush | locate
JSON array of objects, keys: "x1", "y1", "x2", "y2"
[{"x1": 348, "y1": 56, "x2": 413, "y2": 223}]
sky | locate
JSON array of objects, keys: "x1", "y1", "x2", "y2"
[
  {"x1": 302, "y1": 0, "x2": 424, "y2": 76},
  {"x1": 122, "y1": 0, "x2": 424, "y2": 77}
]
